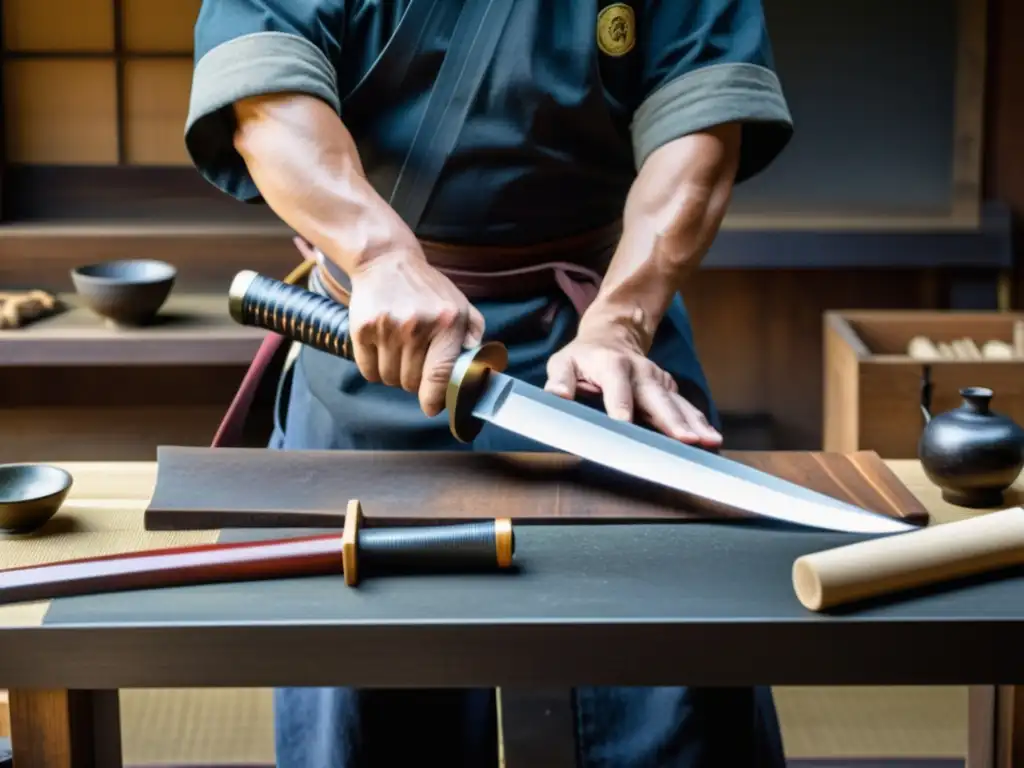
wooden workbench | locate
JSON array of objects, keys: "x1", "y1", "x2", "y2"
[{"x1": 0, "y1": 459, "x2": 1021, "y2": 767}]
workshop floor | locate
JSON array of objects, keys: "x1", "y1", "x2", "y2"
[{"x1": 115, "y1": 686, "x2": 966, "y2": 764}]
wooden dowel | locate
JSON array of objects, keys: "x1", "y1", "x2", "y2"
[{"x1": 793, "y1": 507, "x2": 1024, "y2": 611}]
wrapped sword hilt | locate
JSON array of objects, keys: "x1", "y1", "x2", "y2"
[
  {"x1": 226, "y1": 269, "x2": 511, "y2": 443},
  {"x1": 341, "y1": 500, "x2": 515, "y2": 585},
  {"x1": 228, "y1": 269, "x2": 355, "y2": 360}
]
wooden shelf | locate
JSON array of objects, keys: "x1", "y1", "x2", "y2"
[
  {"x1": 0, "y1": 202, "x2": 1011, "y2": 282},
  {"x1": 0, "y1": 293, "x2": 267, "y2": 366},
  {"x1": 0, "y1": 220, "x2": 290, "y2": 237}
]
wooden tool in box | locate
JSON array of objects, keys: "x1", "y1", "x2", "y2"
[{"x1": 824, "y1": 311, "x2": 1024, "y2": 458}]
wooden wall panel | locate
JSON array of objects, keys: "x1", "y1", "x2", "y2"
[
  {"x1": 3, "y1": 60, "x2": 118, "y2": 164},
  {"x1": 123, "y1": 0, "x2": 200, "y2": 52},
  {"x1": 2, "y1": 0, "x2": 113, "y2": 51},
  {"x1": 124, "y1": 59, "x2": 193, "y2": 165},
  {"x1": 681, "y1": 271, "x2": 940, "y2": 449},
  {"x1": 984, "y1": 0, "x2": 1024, "y2": 209},
  {"x1": 983, "y1": 0, "x2": 1024, "y2": 309},
  {"x1": 0, "y1": 228, "x2": 295, "y2": 292},
  {"x1": 0, "y1": 367, "x2": 274, "y2": 463}
]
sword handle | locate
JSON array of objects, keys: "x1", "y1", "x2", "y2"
[
  {"x1": 342, "y1": 500, "x2": 514, "y2": 586},
  {"x1": 358, "y1": 522, "x2": 515, "y2": 577},
  {"x1": 226, "y1": 270, "x2": 510, "y2": 442},
  {"x1": 228, "y1": 269, "x2": 355, "y2": 360}
]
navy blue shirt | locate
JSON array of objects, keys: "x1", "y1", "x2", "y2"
[{"x1": 186, "y1": 0, "x2": 792, "y2": 245}]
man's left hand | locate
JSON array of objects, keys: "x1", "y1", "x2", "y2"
[{"x1": 543, "y1": 323, "x2": 722, "y2": 448}]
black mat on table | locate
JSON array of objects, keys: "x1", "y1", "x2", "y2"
[{"x1": 42, "y1": 522, "x2": 1024, "y2": 626}]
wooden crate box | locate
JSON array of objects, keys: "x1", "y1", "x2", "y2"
[{"x1": 823, "y1": 311, "x2": 1024, "y2": 458}]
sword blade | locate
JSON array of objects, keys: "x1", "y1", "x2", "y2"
[{"x1": 472, "y1": 372, "x2": 914, "y2": 534}]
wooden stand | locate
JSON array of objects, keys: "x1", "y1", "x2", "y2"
[
  {"x1": 7, "y1": 690, "x2": 121, "y2": 768},
  {"x1": 824, "y1": 311, "x2": 1024, "y2": 458}
]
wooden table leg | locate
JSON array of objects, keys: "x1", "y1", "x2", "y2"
[
  {"x1": 994, "y1": 686, "x2": 1024, "y2": 768},
  {"x1": 967, "y1": 685, "x2": 1024, "y2": 768},
  {"x1": 8, "y1": 689, "x2": 122, "y2": 768},
  {"x1": 967, "y1": 685, "x2": 997, "y2": 768}
]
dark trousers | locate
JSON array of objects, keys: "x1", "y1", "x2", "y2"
[{"x1": 268, "y1": 292, "x2": 787, "y2": 767}]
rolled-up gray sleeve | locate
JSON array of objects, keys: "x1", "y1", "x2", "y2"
[
  {"x1": 185, "y1": 0, "x2": 344, "y2": 202},
  {"x1": 631, "y1": 0, "x2": 793, "y2": 182}
]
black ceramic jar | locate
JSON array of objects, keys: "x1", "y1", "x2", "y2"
[{"x1": 918, "y1": 387, "x2": 1024, "y2": 508}]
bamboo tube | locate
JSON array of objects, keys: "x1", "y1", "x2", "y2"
[{"x1": 792, "y1": 507, "x2": 1024, "y2": 611}]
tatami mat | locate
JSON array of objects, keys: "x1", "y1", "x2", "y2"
[
  {"x1": 773, "y1": 687, "x2": 965, "y2": 759},
  {"x1": 113, "y1": 686, "x2": 966, "y2": 764}
]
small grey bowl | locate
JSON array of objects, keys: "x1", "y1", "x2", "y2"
[
  {"x1": 71, "y1": 259, "x2": 177, "y2": 326},
  {"x1": 0, "y1": 464, "x2": 73, "y2": 535}
]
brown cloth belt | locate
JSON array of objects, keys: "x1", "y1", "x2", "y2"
[{"x1": 211, "y1": 222, "x2": 620, "y2": 448}]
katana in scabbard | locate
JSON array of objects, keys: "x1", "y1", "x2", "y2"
[{"x1": 0, "y1": 501, "x2": 516, "y2": 604}]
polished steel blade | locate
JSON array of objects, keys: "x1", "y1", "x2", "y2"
[{"x1": 472, "y1": 372, "x2": 914, "y2": 534}]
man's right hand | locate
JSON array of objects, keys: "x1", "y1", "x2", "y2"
[
  {"x1": 235, "y1": 95, "x2": 484, "y2": 417},
  {"x1": 345, "y1": 247, "x2": 485, "y2": 417}
]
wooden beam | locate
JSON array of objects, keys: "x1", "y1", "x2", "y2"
[
  {"x1": 0, "y1": 690, "x2": 9, "y2": 739},
  {"x1": 951, "y1": 0, "x2": 989, "y2": 227},
  {"x1": 0, "y1": 293, "x2": 267, "y2": 367},
  {"x1": 7, "y1": 689, "x2": 122, "y2": 768}
]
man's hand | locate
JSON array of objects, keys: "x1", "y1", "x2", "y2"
[
  {"x1": 539, "y1": 126, "x2": 741, "y2": 449},
  {"x1": 544, "y1": 314, "x2": 722, "y2": 448},
  {"x1": 234, "y1": 94, "x2": 484, "y2": 417},
  {"x1": 347, "y1": 248, "x2": 485, "y2": 417}
]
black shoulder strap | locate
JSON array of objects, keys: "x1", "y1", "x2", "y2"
[{"x1": 388, "y1": 0, "x2": 516, "y2": 230}]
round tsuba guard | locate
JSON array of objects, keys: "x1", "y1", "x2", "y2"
[
  {"x1": 446, "y1": 342, "x2": 509, "y2": 443},
  {"x1": 341, "y1": 499, "x2": 363, "y2": 587}
]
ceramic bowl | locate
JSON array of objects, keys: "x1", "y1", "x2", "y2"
[
  {"x1": 0, "y1": 463, "x2": 73, "y2": 535},
  {"x1": 70, "y1": 259, "x2": 177, "y2": 326}
]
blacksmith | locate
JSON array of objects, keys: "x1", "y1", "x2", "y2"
[{"x1": 185, "y1": 0, "x2": 794, "y2": 765}]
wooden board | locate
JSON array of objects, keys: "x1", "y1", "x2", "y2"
[
  {"x1": 144, "y1": 446, "x2": 930, "y2": 531},
  {"x1": 0, "y1": 293, "x2": 266, "y2": 366}
]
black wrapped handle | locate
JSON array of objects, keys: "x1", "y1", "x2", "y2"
[
  {"x1": 341, "y1": 501, "x2": 515, "y2": 585},
  {"x1": 359, "y1": 521, "x2": 513, "y2": 573},
  {"x1": 229, "y1": 269, "x2": 354, "y2": 359},
  {"x1": 227, "y1": 270, "x2": 512, "y2": 442}
]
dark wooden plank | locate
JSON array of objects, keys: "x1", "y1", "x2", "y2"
[
  {"x1": 3, "y1": 166, "x2": 279, "y2": 223},
  {"x1": 0, "y1": 6, "x2": 6, "y2": 224},
  {"x1": 0, "y1": 223, "x2": 296, "y2": 293},
  {"x1": 143, "y1": 447, "x2": 929, "y2": 531},
  {"x1": 7, "y1": 689, "x2": 121, "y2": 768}
]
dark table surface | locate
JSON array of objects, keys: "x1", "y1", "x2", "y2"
[{"x1": 2, "y1": 521, "x2": 1024, "y2": 689}]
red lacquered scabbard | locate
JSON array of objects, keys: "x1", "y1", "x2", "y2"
[
  {"x1": 0, "y1": 504, "x2": 516, "y2": 604},
  {"x1": 0, "y1": 533, "x2": 343, "y2": 604}
]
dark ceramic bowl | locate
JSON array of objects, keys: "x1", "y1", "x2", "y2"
[
  {"x1": 70, "y1": 259, "x2": 177, "y2": 326},
  {"x1": 0, "y1": 463, "x2": 73, "y2": 535}
]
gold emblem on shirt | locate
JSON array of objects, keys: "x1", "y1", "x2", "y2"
[{"x1": 596, "y1": 3, "x2": 636, "y2": 57}]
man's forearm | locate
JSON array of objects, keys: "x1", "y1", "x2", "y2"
[
  {"x1": 580, "y1": 122, "x2": 742, "y2": 349},
  {"x1": 232, "y1": 94, "x2": 419, "y2": 275}
]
